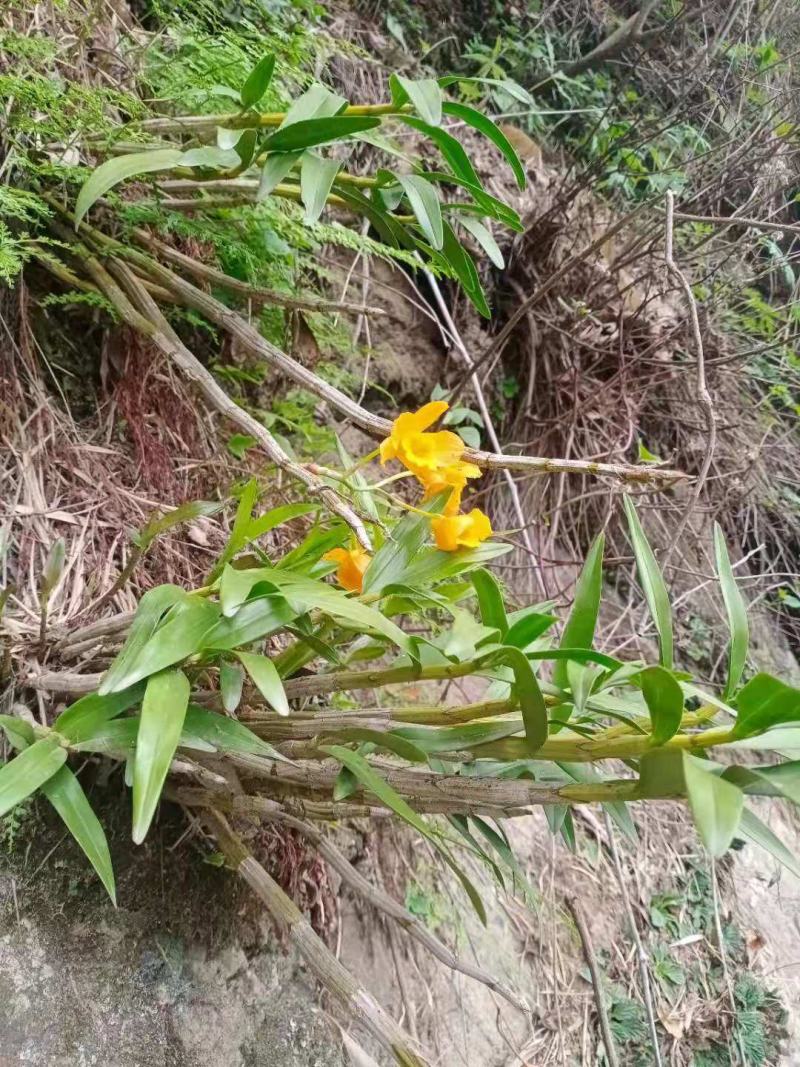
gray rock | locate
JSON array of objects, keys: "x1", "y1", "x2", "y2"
[{"x1": 0, "y1": 802, "x2": 344, "y2": 1067}]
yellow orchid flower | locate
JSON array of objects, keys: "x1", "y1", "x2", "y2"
[
  {"x1": 419, "y1": 459, "x2": 482, "y2": 504},
  {"x1": 380, "y1": 401, "x2": 482, "y2": 500},
  {"x1": 379, "y1": 400, "x2": 449, "y2": 465},
  {"x1": 431, "y1": 508, "x2": 493, "y2": 552},
  {"x1": 324, "y1": 546, "x2": 371, "y2": 593}
]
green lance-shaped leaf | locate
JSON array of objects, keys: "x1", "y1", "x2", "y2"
[
  {"x1": 280, "y1": 84, "x2": 346, "y2": 127},
  {"x1": 132, "y1": 668, "x2": 190, "y2": 844},
  {"x1": 397, "y1": 116, "x2": 481, "y2": 187},
  {"x1": 240, "y1": 53, "x2": 276, "y2": 109},
  {"x1": 264, "y1": 116, "x2": 381, "y2": 154},
  {"x1": 429, "y1": 172, "x2": 523, "y2": 230},
  {"x1": 713, "y1": 523, "x2": 749, "y2": 699},
  {"x1": 739, "y1": 807, "x2": 800, "y2": 880},
  {"x1": 721, "y1": 762, "x2": 800, "y2": 806},
  {"x1": 456, "y1": 215, "x2": 504, "y2": 269},
  {"x1": 102, "y1": 597, "x2": 219, "y2": 693},
  {"x1": 472, "y1": 568, "x2": 508, "y2": 636},
  {"x1": 390, "y1": 73, "x2": 443, "y2": 126},
  {"x1": 135, "y1": 500, "x2": 222, "y2": 554},
  {"x1": 395, "y1": 718, "x2": 525, "y2": 755},
  {"x1": 300, "y1": 152, "x2": 341, "y2": 224},
  {"x1": 639, "y1": 665, "x2": 685, "y2": 746},
  {"x1": 54, "y1": 683, "x2": 146, "y2": 743},
  {"x1": 201, "y1": 594, "x2": 296, "y2": 651},
  {"x1": 333, "y1": 184, "x2": 413, "y2": 251},
  {"x1": 441, "y1": 101, "x2": 526, "y2": 189},
  {"x1": 211, "y1": 477, "x2": 259, "y2": 580},
  {"x1": 182, "y1": 705, "x2": 289, "y2": 762},
  {"x1": 236, "y1": 651, "x2": 289, "y2": 716},
  {"x1": 623, "y1": 496, "x2": 673, "y2": 670},
  {"x1": 233, "y1": 128, "x2": 258, "y2": 168},
  {"x1": 41, "y1": 766, "x2": 116, "y2": 903},
  {"x1": 0, "y1": 737, "x2": 67, "y2": 818},
  {"x1": 220, "y1": 659, "x2": 245, "y2": 713},
  {"x1": 0, "y1": 726, "x2": 117, "y2": 902},
  {"x1": 684, "y1": 753, "x2": 743, "y2": 857},
  {"x1": 70, "y1": 718, "x2": 139, "y2": 755},
  {"x1": 732, "y1": 672, "x2": 800, "y2": 739},
  {"x1": 98, "y1": 584, "x2": 187, "y2": 694},
  {"x1": 553, "y1": 532, "x2": 605, "y2": 694},
  {"x1": 327, "y1": 728, "x2": 427, "y2": 764},
  {"x1": 322, "y1": 745, "x2": 486, "y2": 924},
  {"x1": 74, "y1": 149, "x2": 183, "y2": 229},
  {"x1": 484, "y1": 646, "x2": 547, "y2": 753},
  {"x1": 363, "y1": 497, "x2": 445, "y2": 595},
  {"x1": 437, "y1": 74, "x2": 534, "y2": 106},
  {"x1": 503, "y1": 608, "x2": 556, "y2": 649},
  {"x1": 396, "y1": 173, "x2": 444, "y2": 250},
  {"x1": 245, "y1": 502, "x2": 319, "y2": 543},
  {"x1": 258, "y1": 151, "x2": 303, "y2": 200},
  {"x1": 179, "y1": 146, "x2": 241, "y2": 169},
  {"x1": 559, "y1": 760, "x2": 637, "y2": 841},
  {"x1": 220, "y1": 566, "x2": 413, "y2": 654},
  {"x1": 399, "y1": 541, "x2": 512, "y2": 588},
  {"x1": 637, "y1": 746, "x2": 687, "y2": 799},
  {"x1": 0, "y1": 715, "x2": 35, "y2": 751},
  {"x1": 439, "y1": 219, "x2": 491, "y2": 318}
]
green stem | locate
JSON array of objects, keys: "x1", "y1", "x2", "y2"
[
  {"x1": 474, "y1": 724, "x2": 735, "y2": 763},
  {"x1": 130, "y1": 102, "x2": 413, "y2": 136}
]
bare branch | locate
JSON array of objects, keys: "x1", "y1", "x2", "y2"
[
  {"x1": 662, "y1": 190, "x2": 717, "y2": 561},
  {"x1": 204, "y1": 809, "x2": 432, "y2": 1066},
  {"x1": 173, "y1": 789, "x2": 529, "y2": 1013}
]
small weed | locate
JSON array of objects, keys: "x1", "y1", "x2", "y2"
[{"x1": 0, "y1": 795, "x2": 36, "y2": 854}]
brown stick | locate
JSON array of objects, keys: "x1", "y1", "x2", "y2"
[
  {"x1": 662, "y1": 190, "x2": 716, "y2": 561},
  {"x1": 73, "y1": 243, "x2": 373, "y2": 550},
  {"x1": 134, "y1": 230, "x2": 388, "y2": 316},
  {"x1": 171, "y1": 789, "x2": 528, "y2": 1013},
  {"x1": 566, "y1": 896, "x2": 620, "y2": 1067},
  {"x1": 66, "y1": 219, "x2": 683, "y2": 488},
  {"x1": 204, "y1": 809, "x2": 431, "y2": 1066},
  {"x1": 674, "y1": 210, "x2": 800, "y2": 237},
  {"x1": 223, "y1": 752, "x2": 640, "y2": 811}
]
